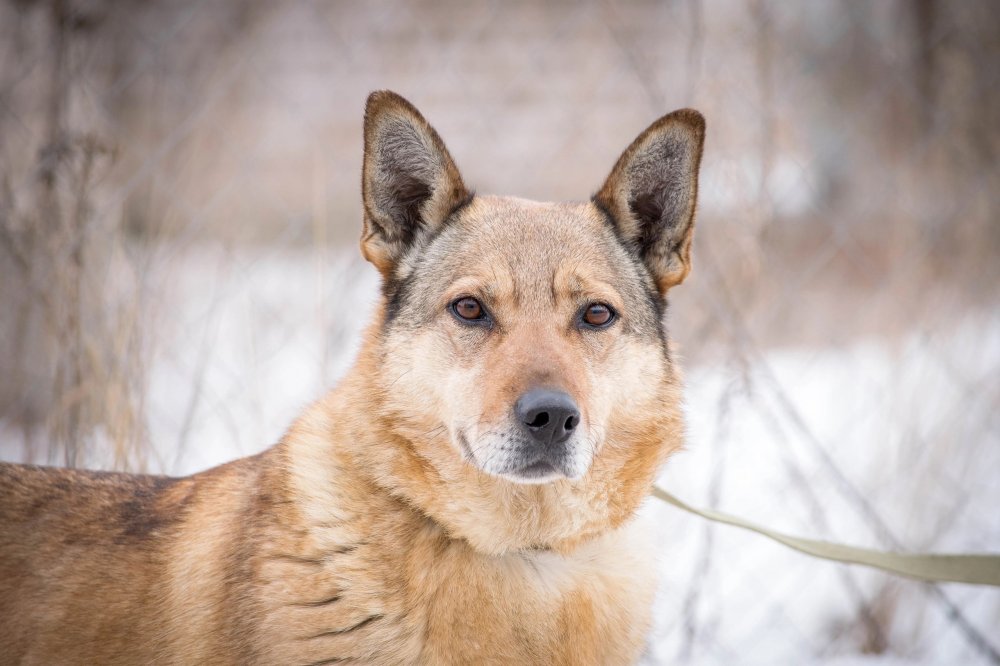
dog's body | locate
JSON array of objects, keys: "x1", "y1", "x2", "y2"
[{"x1": 0, "y1": 92, "x2": 704, "y2": 665}]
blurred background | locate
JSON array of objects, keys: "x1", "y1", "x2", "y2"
[{"x1": 1, "y1": 0, "x2": 998, "y2": 663}]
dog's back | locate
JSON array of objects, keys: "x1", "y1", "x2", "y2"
[{"x1": 0, "y1": 459, "x2": 268, "y2": 663}]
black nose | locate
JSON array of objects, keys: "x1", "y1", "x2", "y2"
[{"x1": 515, "y1": 389, "x2": 580, "y2": 445}]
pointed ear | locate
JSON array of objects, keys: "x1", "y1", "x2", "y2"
[
  {"x1": 361, "y1": 90, "x2": 470, "y2": 276},
  {"x1": 594, "y1": 109, "x2": 705, "y2": 293}
]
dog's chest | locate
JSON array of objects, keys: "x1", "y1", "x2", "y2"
[
  {"x1": 254, "y1": 516, "x2": 655, "y2": 665},
  {"x1": 411, "y1": 519, "x2": 657, "y2": 664}
]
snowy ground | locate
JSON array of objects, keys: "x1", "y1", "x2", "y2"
[
  {"x1": 3, "y1": 246, "x2": 998, "y2": 663},
  {"x1": 643, "y1": 311, "x2": 1000, "y2": 664}
]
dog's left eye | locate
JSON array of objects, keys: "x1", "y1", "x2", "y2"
[
  {"x1": 582, "y1": 303, "x2": 615, "y2": 328},
  {"x1": 451, "y1": 297, "x2": 487, "y2": 322}
]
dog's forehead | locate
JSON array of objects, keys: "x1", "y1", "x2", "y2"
[
  {"x1": 429, "y1": 195, "x2": 623, "y2": 284},
  {"x1": 458, "y1": 195, "x2": 605, "y2": 241}
]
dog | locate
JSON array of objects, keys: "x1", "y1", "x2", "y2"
[{"x1": 0, "y1": 90, "x2": 705, "y2": 664}]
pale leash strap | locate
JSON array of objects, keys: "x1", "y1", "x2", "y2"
[{"x1": 651, "y1": 486, "x2": 1000, "y2": 587}]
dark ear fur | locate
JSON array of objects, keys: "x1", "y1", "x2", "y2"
[
  {"x1": 361, "y1": 90, "x2": 469, "y2": 275},
  {"x1": 594, "y1": 109, "x2": 705, "y2": 293}
]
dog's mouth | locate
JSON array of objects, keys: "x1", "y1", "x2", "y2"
[
  {"x1": 511, "y1": 459, "x2": 562, "y2": 482},
  {"x1": 495, "y1": 455, "x2": 569, "y2": 485},
  {"x1": 457, "y1": 431, "x2": 581, "y2": 484}
]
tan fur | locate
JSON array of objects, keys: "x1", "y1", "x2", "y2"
[{"x1": 0, "y1": 91, "x2": 704, "y2": 665}]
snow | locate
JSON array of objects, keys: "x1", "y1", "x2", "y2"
[{"x1": 643, "y1": 311, "x2": 1000, "y2": 664}]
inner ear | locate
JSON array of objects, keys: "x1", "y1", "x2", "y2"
[
  {"x1": 372, "y1": 149, "x2": 433, "y2": 248},
  {"x1": 595, "y1": 109, "x2": 705, "y2": 293},
  {"x1": 362, "y1": 91, "x2": 469, "y2": 276},
  {"x1": 628, "y1": 137, "x2": 691, "y2": 243}
]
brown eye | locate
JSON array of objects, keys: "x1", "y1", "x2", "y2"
[
  {"x1": 452, "y1": 297, "x2": 485, "y2": 321},
  {"x1": 582, "y1": 303, "x2": 614, "y2": 328}
]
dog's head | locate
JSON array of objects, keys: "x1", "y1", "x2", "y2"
[{"x1": 355, "y1": 91, "x2": 703, "y2": 553}]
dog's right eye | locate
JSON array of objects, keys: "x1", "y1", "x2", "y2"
[{"x1": 451, "y1": 297, "x2": 487, "y2": 323}]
